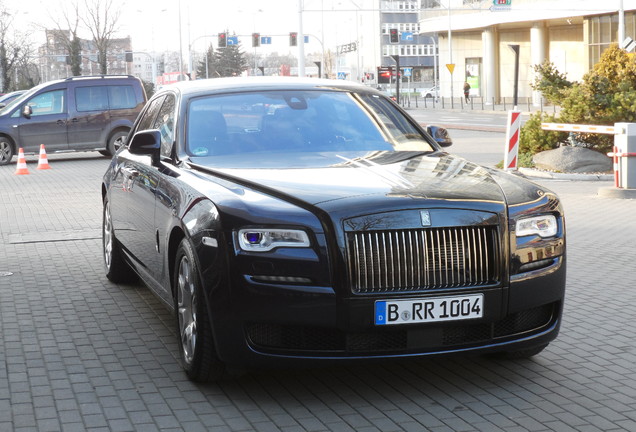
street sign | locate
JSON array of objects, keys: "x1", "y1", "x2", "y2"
[
  {"x1": 227, "y1": 36, "x2": 239, "y2": 46},
  {"x1": 401, "y1": 32, "x2": 414, "y2": 41},
  {"x1": 261, "y1": 36, "x2": 272, "y2": 45},
  {"x1": 304, "y1": 36, "x2": 309, "y2": 44},
  {"x1": 403, "y1": 67, "x2": 412, "y2": 77},
  {"x1": 337, "y1": 72, "x2": 347, "y2": 80},
  {"x1": 446, "y1": 63, "x2": 455, "y2": 74}
]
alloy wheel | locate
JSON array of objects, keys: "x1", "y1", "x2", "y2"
[
  {"x1": 0, "y1": 141, "x2": 13, "y2": 165},
  {"x1": 177, "y1": 256, "x2": 197, "y2": 365},
  {"x1": 103, "y1": 202, "x2": 114, "y2": 270}
]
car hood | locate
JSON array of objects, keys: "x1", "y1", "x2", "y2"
[{"x1": 192, "y1": 152, "x2": 516, "y2": 213}]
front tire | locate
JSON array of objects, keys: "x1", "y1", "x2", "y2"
[
  {"x1": 174, "y1": 239, "x2": 226, "y2": 382},
  {"x1": 0, "y1": 137, "x2": 15, "y2": 166},
  {"x1": 106, "y1": 130, "x2": 129, "y2": 156},
  {"x1": 102, "y1": 197, "x2": 137, "y2": 283}
]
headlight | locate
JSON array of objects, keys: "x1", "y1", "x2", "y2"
[
  {"x1": 237, "y1": 228, "x2": 310, "y2": 252},
  {"x1": 515, "y1": 215, "x2": 558, "y2": 238}
]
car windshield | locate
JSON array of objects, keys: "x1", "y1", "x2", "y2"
[
  {"x1": 0, "y1": 88, "x2": 35, "y2": 114},
  {"x1": 186, "y1": 90, "x2": 434, "y2": 158}
]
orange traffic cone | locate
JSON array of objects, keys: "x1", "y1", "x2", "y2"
[
  {"x1": 36, "y1": 144, "x2": 51, "y2": 170},
  {"x1": 14, "y1": 148, "x2": 29, "y2": 175}
]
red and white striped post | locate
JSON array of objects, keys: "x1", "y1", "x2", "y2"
[
  {"x1": 504, "y1": 110, "x2": 521, "y2": 170},
  {"x1": 612, "y1": 145, "x2": 620, "y2": 187}
]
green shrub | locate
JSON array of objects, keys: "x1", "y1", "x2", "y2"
[
  {"x1": 531, "y1": 61, "x2": 573, "y2": 105},
  {"x1": 519, "y1": 111, "x2": 568, "y2": 154},
  {"x1": 530, "y1": 44, "x2": 636, "y2": 154}
]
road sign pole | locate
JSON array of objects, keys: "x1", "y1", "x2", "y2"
[
  {"x1": 446, "y1": 63, "x2": 455, "y2": 108},
  {"x1": 392, "y1": 55, "x2": 400, "y2": 104}
]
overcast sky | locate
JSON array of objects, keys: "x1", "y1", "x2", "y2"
[{"x1": 4, "y1": 0, "x2": 369, "y2": 54}]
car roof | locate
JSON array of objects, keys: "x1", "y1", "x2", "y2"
[{"x1": 160, "y1": 76, "x2": 374, "y2": 98}]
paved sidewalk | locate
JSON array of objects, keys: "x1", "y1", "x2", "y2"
[{"x1": 1, "y1": 154, "x2": 635, "y2": 431}]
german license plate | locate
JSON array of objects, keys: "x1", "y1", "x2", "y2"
[{"x1": 375, "y1": 294, "x2": 483, "y2": 325}]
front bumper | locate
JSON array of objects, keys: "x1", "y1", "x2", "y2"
[{"x1": 209, "y1": 256, "x2": 566, "y2": 367}]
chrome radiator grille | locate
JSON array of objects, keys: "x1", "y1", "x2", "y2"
[{"x1": 346, "y1": 226, "x2": 500, "y2": 294}]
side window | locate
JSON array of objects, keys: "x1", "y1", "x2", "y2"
[
  {"x1": 26, "y1": 90, "x2": 66, "y2": 116},
  {"x1": 136, "y1": 96, "x2": 165, "y2": 132},
  {"x1": 75, "y1": 86, "x2": 108, "y2": 111},
  {"x1": 152, "y1": 95, "x2": 176, "y2": 157},
  {"x1": 108, "y1": 85, "x2": 137, "y2": 109}
]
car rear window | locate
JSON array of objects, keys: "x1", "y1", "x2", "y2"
[
  {"x1": 76, "y1": 85, "x2": 138, "y2": 112},
  {"x1": 186, "y1": 90, "x2": 433, "y2": 157}
]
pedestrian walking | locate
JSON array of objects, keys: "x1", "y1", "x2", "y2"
[{"x1": 463, "y1": 81, "x2": 471, "y2": 103}]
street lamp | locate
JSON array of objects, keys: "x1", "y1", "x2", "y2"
[
  {"x1": 446, "y1": 0, "x2": 454, "y2": 103},
  {"x1": 422, "y1": 35, "x2": 439, "y2": 100},
  {"x1": 135, "y1": 8, "x2": 167, "y2": 85},
  {"x1": 178, "y1": 0, "x2": 185, "y2": 80},
  {"x1": 188, "y1": 34, "x2": 217, "y2": 78},
  {"x1": 298, "y1": 0, "x2": 306, "y2": 77}
]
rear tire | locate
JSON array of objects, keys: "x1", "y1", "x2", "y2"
[
  {"x1": 0, "y1": 137, "x2": 15, "y2": 166},
  {"x1": 174, "y1": 239, "x2": 226, "y2": 382},
  {"x1": 102, "y1": 197, "x2": 137, "y2": 283},
  {"x1": 106, "y1": 130, "x2": 129, "y2": 156}
]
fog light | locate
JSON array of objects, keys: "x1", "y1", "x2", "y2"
[
  {"x1": 519, "y1": 258, "x2": 556, "y2": 273},
  {"x1": 251, "y1": 275, "x2": 312, "y2": 284}
]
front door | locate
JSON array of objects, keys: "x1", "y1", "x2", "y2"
[{"x1": 17, "y1": 89, "x2": 69, "y2": 153}]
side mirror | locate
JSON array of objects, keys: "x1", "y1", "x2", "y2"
[
  {"x1": 128, "y1": 129, "x2": 162, "y2": 165},
  {"x1": 427, "y1": 125, "x2": 453, "y2": 148},
  {"x1": 22, "y1": 105, "x2": 32, "y2": 119}
]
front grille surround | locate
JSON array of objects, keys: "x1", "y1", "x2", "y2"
[{"x1": 346, "y1": 226, "x2": 501, "y2": 294}]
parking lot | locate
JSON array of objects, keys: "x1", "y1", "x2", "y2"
[{"x1": 1, "y1": 151, "x2": 635, "y2": 431}]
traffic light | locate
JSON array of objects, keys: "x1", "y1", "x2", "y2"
[
  {"x1": 389, "y1": 28, "x2": 399, "y2": 44},
  {"x1": 218, "y1": 32, "x2": 227, "y2": 48},
  {"x1": 125, "y1": 51, "x2": 133, "y2": 62},
  {"x1": 252, "y1": 33, "x2": 261, "y2": 47},
  {"x1": 289, "y1": 32, "x2": 297, "y2": 47}
]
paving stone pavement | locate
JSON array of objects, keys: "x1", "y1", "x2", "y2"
[{"x1": 1, "y1": 152, "x2": 635, "y2": 432}]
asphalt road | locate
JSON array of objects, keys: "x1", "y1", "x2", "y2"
[
  {"x1": 441, "y1": 129, "x2": 506, "y2": 168},
  {"x1": 1, "y1": 150, "x2": 635, "y2": 432},
  {"x1": 407, "y1": 108, "x2": 512, "y2": 133}
]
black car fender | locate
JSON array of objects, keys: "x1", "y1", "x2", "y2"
[{"x1": 179, "y1": 198, "x2": 232, "y2": 316}]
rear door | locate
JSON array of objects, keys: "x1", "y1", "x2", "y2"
[
  {"x1": 16, "y1": 89, "x2": 69, "y2": 153},
  {"x1": 67, "y1": 84, "x2": 110, "y2": 150}
]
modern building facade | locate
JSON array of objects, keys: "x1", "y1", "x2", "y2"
[
  {"x1": 419, "y1": 0, "x2": 636, "y2": 104},
  {"x1": 380, "y1": 0, "x2": 436, "y2": 86},
  {"x1": 334, "y1": 0, "x2": 436, "y2": 89}
]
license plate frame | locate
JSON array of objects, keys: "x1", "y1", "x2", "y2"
[{"x1": 375, "y1": 294, "x2": 484, "y2": 326}]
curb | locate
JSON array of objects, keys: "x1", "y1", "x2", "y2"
[{"x1": 518, "y1": 167, "x2": 614, "y2": 181}]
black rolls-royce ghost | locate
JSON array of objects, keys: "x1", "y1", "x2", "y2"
[{"x1": 102, "y1": 77, "x2": 566, "y2": 382}]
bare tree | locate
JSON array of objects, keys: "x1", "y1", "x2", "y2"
[
  {"x1": 81, "y1": 0, "x2": 122, "y2": 74},
  {"x1": 48, "y1": 2, "x2": 83, "y2": 76},
  {"x1": 0, "y1": 2, "x2": 34, "y2": 91}
]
